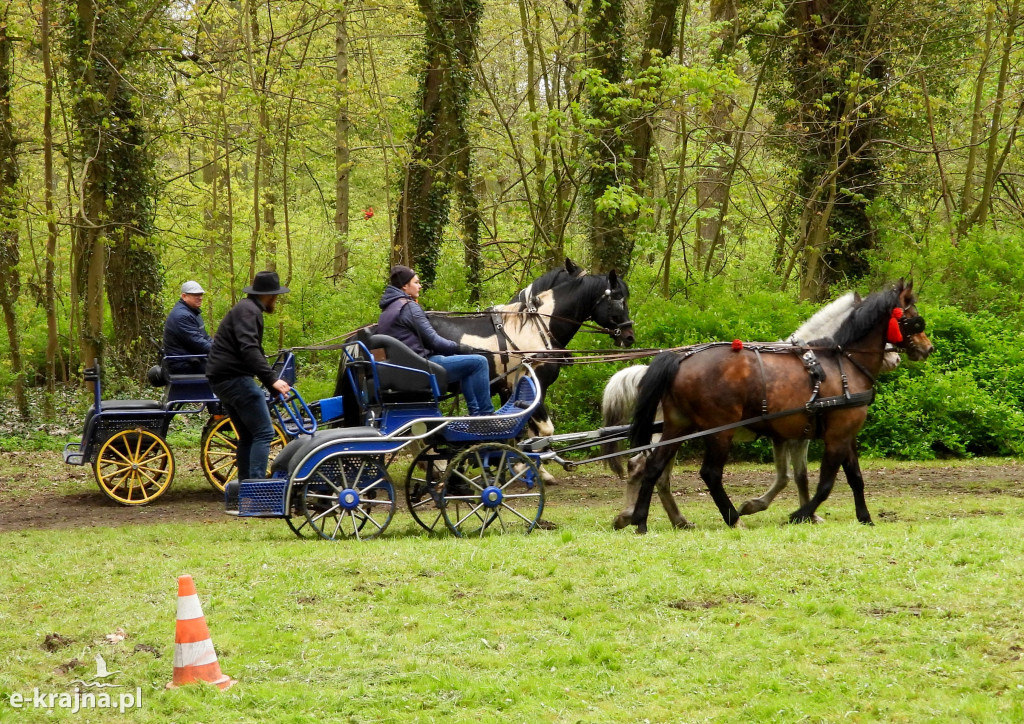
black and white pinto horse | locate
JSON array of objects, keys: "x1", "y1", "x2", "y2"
[
  {"x1": 428, "y1": 265, "x2": 635, "y2": 440},
  {"x1": 602, "y1": 292, "x2": 910, "y2": 529}
]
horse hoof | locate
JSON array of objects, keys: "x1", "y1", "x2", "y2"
[
  {"x1": 812, "y1": 514, "x2": 825, "y2": 524},
  {"x1": 859, "y1": 518, "x2": 874, "y2": 526},
  {"x1": 636, "y1": 524, "x2": 647, "y2": 535},
  {"x1": 613, "y1": 514, "x2": 631, "y2": 530},
  {"x1": 729, "y1": 518, "x2": 745, "y2": 530},
  {"x1": 738, "y1": 500, "x2": 766, "y2": 516},
  {"x1": 673, "y1": 519, "x2": 695, "y2": 530}
]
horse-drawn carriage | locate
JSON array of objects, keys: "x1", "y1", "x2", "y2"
[
  {"x1": 234, "y1": 332, "x2": 547, "y2": 540},
  {"x1": 62, "y1": 267, "x2": 933, "y2": 538},
  {"x1": 62, "y1": 352, "x2": 296, "y2": 505}
]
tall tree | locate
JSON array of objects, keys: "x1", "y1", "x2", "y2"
[
  {"x1": 39, "y1": 0, "x2": 62, "y2": 391},
  {"x1": 0, "y1": 7, "x2": 29, "y2": 416},
  {"x1": 393, "y1": 0, "x2": 482, "y2": 287},
  {"x1": 65, "y1": 0, "x2": 165, "y2": 373},
  {"x1": 333, "y1": 0, "x2": 350, "y2": 280},
  {"x1": 584, "y1": 0, "x2": 630, "y2": 274}
]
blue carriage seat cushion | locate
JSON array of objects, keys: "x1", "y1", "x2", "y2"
[
  {"x1": 366, "y1": 334, "x2": 449, "y2": 395},
  {"x1": 271, "y1": 427, "x2": 382, "y2": 476}
]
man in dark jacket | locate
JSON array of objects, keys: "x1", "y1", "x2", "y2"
[
  {"x1": 378, "y1": 265, "x2": 494, "y2": 416},
  {"x1": 206, "y1": 271, "x2": 291, "y2": 484},
  {"x1": 163, "y1": 280, "x2": 212, "y2": 373}
]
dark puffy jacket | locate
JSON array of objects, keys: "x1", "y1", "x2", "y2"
[
  {"x1": 377, "y1": 286, "x2": 459, "y2": 358},
  {"x1": 205, "y1": 297, "x2": 279, "y2": 388},
  {"x1": 163, "y1": 299, "x2": 212, "y2": 373}
]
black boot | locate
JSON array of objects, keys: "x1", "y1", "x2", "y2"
[{"x1": 224, "y1": 480, "x2": 240, "y2": 516}]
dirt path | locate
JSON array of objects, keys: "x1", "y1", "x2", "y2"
[{"x1": 2, "y1": 453, "x2": 1022, "y2": 532}]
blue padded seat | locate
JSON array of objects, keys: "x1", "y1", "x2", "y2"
[{"x1": 271, "y1": 427, "x2": 381, "y2": 476}]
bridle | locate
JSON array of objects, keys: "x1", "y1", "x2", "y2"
[{"x1": 589, "y1": 287, "x2": 634, "y2": 342}]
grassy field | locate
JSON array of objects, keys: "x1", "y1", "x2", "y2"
[{"x1": 1, "y1": 451, "x2": 1024, "y2": 722}]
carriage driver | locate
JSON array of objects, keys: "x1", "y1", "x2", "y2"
[
  {"x1": 163, "y1": 280, "x2": 212, "y2": 373},
  {"x1": 206, "y1": 271, "x2": 292, "y2": 488},
  {"x1": 378, "y1": 265, "x2": 495, "y2": 416}
]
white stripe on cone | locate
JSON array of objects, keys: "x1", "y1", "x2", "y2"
[
  {"x1": 175, "y1": 594, "x2": 204, "y2": 621},
  {"x1": 172, "y1": 639, "x2": 218, "y2": 669}
]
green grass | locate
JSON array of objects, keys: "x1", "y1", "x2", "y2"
[{"x1": 2, "y1": 456, "x2": 1024, "y2": 722}]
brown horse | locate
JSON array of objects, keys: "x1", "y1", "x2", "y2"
[{"x1": 625, "y1": 280, "x2": 933, "y2": 532}]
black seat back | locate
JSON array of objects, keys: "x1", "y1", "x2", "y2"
[{"x1": 367, "y1": 334, "x2": 448, "y2": 395}]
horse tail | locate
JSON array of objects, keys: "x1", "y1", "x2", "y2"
[
  {"x1": 601, "y1": 366, "x2": 648, "y2": 477},
  {"x1": 630, "y1": 352, "x2": 681, "y2": 449}
]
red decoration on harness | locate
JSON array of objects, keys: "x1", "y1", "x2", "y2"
[
  {"x1": 887, "y1": 307, "x2": 904, "y2": 344},
  {"x1": 731, "y1": 339, "x2": 743, "y2": 351}
]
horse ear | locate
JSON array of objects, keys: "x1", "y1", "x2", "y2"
[
  {"x1": 608, "y1": 269, "x2": 618, "y2": 287},
  {"x1": 564, "y1": 257, "x2": 581, "y2": 276},
  {"x1": 853, "y1": 292, "x2": 862, "y2": 304}
]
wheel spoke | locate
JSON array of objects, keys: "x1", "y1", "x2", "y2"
[
  {"x1": 107, "y1": 446, "x2": 134, "y2": 466},
  {"x1": 499, "y1": 464, "x2": 532, "y2": 491},
  {"x1": 499, "y1": 503, "x2": 536, "y2": 526},
  {"x1": 452, "y1": 502, "x2": 487, "y2": 528},
  {"x1": 310, "y1": 504, "x2": 341, "y2": 524}
]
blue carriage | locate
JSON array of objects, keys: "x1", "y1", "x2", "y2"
[
  {"x1": 62, "y1": 353, "x2": 296, "y2": 505},
  {"x1": 235, "y1": 333, "x2": 545, "y2": 540}
]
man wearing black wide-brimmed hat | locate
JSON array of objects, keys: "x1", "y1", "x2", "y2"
[{"x1": 206, "y1": 271, "x2": 292, "y2": 489}]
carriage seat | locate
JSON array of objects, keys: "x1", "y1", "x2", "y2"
[
  {"x1": 163, "y1": 373, "x2": 216, "y2": 405},
  {"x1": 98, "y1": 399, "x2": 164, "y2": 411},
  {"x1": 363, "y1": 333, "x2": 449, "y2": 399},
  {"x1": 80, "y1": 399, "x2": 166, "y2": 446},
  {"x1": 271, "y1": 427, "x2": 382, "y2": 476}
]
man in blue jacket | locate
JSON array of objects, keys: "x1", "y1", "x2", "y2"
[
  {"x1": 206, "y1": 271, "x2": 291, "y2": 484},
  {"x1": 378, "y1": 265, "x2": 494, "y2": 416},
  {"x1": 163, "y1": 280, "x2": 212, "y2": 373}
]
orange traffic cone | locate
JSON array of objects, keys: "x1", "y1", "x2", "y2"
[{"x1": 166, "y1": 575, "x2": 237, "y2": 690}]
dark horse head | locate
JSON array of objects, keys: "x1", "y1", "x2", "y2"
[{"x1": 538, "y1": 269, "x2": 634, "y2": 349}]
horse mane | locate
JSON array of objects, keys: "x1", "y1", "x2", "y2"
[
  {"x1": 787, "y1": 292, "x2": 857, "y2": 343},
  {"x1": 808, "y1": 285, "x2": 905, "y2": 348}
]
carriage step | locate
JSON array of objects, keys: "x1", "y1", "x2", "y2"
[
  {"x1": 62, "y1": 443, "x2": 85, "y2": 466},
  {"x1": 237, "y1": 478, "x2": 289, "y2": 518}
]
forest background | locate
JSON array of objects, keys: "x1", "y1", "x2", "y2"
[{"x1": 2, "y1": 0, "x2": 1024, "y2": 460}]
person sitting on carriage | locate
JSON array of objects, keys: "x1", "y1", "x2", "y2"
[
  {"x1": 377, "y1": 265, "x2": 495, "y2": 417},
  {"x1": 163, "y1": 280, "x2": 213, "y2": 374}
]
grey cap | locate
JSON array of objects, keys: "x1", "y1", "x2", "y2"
[{"x1": 181, "y1": 280, "x2": 205, "y2": 295}]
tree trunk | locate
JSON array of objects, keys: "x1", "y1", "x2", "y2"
[
  {"x1": 393, "y1": 0, "x2": 482, "y2": 286},
  {"x1": 334, "y1": 1, "x2": 350, "y2": 280},
  {"x1": 40, "y1": 0, "x2": 61, "y2": 396},
  {"x1": 586, "y1": 0, "x2": 630, "y2": 274},
  {"x1": 694, "y1": 0, "x2": 737, "y2": 271},
  {"x1": 0, "y1": 12, "x2": 28, "y2": 417}
]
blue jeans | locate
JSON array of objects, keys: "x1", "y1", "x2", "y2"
[
  {"x1": 210, "y1": 376, "x2": 275, "y2": 481},
  {"x1": 428, "y1": 354, "x2": 495, "y2": 416}
]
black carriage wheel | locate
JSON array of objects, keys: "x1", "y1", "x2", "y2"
[
  {"x1": 199, "y1": 415, "x2": 287, "y2": 491},
  {"x1": 440, "y1": 443, "x2": 544, "y2": 538},
  {"x1": 93, "y1": 429, "x2": 175, "y2": 505},
  {"x1": 299, "y1": 454, "x2": 395, "y2": 541},
  {"x1": 404, "y1": 447, "x2": 450, "y2": 534}
]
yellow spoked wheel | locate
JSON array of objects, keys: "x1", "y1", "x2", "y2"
[
  {"x1": 93, "y1": 429, "x2": 175, "y2": 505},
  {"x1": 200, "y1": 415, "x2": 287, "y2": 491}
]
